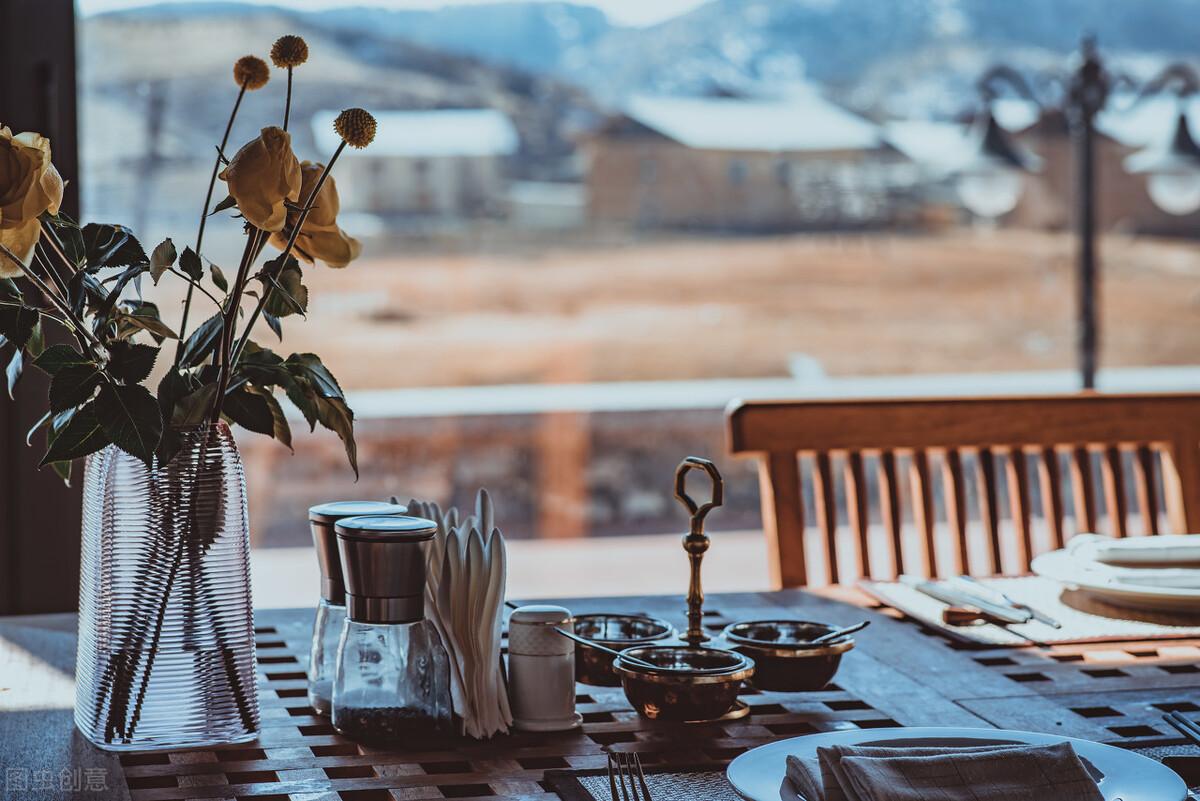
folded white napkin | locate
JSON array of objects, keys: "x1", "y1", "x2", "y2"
[
  {"x1": 785, "y1": 742, "x2": 1102, "y2": 801},
  {"x1": 1070, "y1": 534, "x2": 1200, "y2": 588},
  {"x1": 1091, "y1": 533, "x2": 1200, "y2": 565}
]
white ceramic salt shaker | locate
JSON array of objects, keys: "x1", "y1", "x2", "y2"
[{"x1": 507, "y1": 604, "x2": 582, "y2": 731}]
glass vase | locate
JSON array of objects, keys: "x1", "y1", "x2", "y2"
[{"x1": 74, "y1": 422, "x2": 260, "y2": 751}]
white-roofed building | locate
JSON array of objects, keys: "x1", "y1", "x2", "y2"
[
  {"x1": 312, "y1": 109, "x2": 519, "y2": 218},
  {"x1": 583, "y1": 92, "x2": 917, "y2": 231}
]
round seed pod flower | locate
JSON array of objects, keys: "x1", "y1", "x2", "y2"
[
  {"x1": 270, "y1": 35, "x2": 309, "y2": 69},
  {"x1": 233, "y1": 55, "x2": 270, "y2": 90},
  {"x1": 333, "y1": 108, "x2": 376, "y2": 149}
]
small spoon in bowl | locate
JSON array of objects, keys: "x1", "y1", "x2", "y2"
[
  {"x1": 553, "y1": 627, "x2": 659, "y2": 670},
  {"x1": 808, "y1": 620, "x2": 870, "y2": 645}
]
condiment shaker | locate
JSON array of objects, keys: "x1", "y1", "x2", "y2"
[
  {"x1": 507, "y1": 605, "x2": 582, "y2": 731},
  {"x1": 332, "y1": 515, "x2": 452, "y2": 744},
  {"x1": 307, "y1": 500, "x2": 406, "y2": 715}
]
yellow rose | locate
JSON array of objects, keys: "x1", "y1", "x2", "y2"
[
  {"x1": 0, "y1": 126, "x2": 65, "y2": 278},
  {"x1": 268, "y1": 161, "x2": 361, "y2": 268},
  {"x1": 219, "y1": 126, "x2": 301, "y2": 232}
]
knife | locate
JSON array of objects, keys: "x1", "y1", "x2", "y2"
[
  {"x1": 900, "y1": 576, "x2": 1033, "y2": 625},
  {"x1": 952, "y1": 575, "x2": 1063, "y2": 629}
]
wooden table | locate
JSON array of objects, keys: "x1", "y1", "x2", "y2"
[{"x1": 2, "y1": 588, "x2": 1199, "y2": 800}]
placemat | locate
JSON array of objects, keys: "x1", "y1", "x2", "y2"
[
  {"x1": 861, "y1": 575, "x2": 1200, "y2": 646},
  {"x1": 544, "y1": 765, "x2": 740, "y2": 801}
]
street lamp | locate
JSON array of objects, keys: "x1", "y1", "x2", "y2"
[{"x1": 959, "y1": 37, "x2": 1200, "y2": 390}]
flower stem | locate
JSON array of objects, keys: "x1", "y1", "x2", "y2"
[
  {"x1": 175, "y1": 85, "x2": 246, "y2": 365},
  {"x1": 283, "y1": 67, "x2": 293, "y2": 131},
  {"x1": 229, "y1": 141, "x2": 347, "y2": 367},
  {"x1": 0, "y1": 243, "x2": 105, "y2": 359},
  {"x1": 208, "y1": 228, "x2": 262, "y2": 423}
]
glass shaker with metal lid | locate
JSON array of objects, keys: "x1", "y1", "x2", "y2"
[
  {"x1": 331, "y1": 515, "x2": 452, "y2": 744},
  {"x1": 307, "y1": 500, "x2": 406, "y2": 715}
]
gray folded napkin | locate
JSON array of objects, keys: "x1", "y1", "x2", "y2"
[{"x1": 785, "y1": 741, "x2": 1103, "y2": 801}]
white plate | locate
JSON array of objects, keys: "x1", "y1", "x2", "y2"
[
  {"x1": 1032, "y1": 547, "x2": 1200, "y2": 611},
  {"x1": 725, "y1": 726, "x2": 1186, "y2": 801}
]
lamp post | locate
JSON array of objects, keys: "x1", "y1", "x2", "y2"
[{"x1": 958, "y1": 37, "x2": 1200, "y2": 390}]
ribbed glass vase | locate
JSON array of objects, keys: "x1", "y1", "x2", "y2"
[{"x1": 75, "y1": 422, "x2": 260, "y2": 751}]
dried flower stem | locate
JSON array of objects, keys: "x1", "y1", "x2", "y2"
[
  {"x1": 1, "y1": 242, "x2": 105, "y2": 359},
  {"x1": 228, "y1": 140, "x2": 347, "y2": 367},
  {"x1": 283, "y1": 68, "x2": 293, "y2": 131},
  {"x1": 208, "y1": 227, "x2": 264, "y2": 423},
  {"x1": 175, "y1": 85, "x2": 247, "y2": 365}
]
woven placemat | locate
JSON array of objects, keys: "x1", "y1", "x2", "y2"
[
  {"x1": 544, "y1": 765, "x2": 740, "y2": 801},
  {"x1": 861, "y1": 575, "x2": 1200, "y2": 646}
]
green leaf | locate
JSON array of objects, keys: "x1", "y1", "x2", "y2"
[
  {"x1": 67, "y1": 270, "x2": 105, "y2": 317},
  {"x1": 178, "y1": 312, "x2": 224, "y2": 368},
  {"x1": 179, "y1": 247, "x2": 203, "y2": 281},
  {"x1": 249, "y1": 384, "x2": 292, "y2": 451},
  {"x1": 43, "y1": 211, "x2": 86, "y2": 269},
  {"x1": 263, "y1": 311, "x2": 283, "y2": 341},
  {"x1": 82, "y1": 223, "x2": 147, "y2": 270},
  {"x1": 236, "y1": 341, "x2": 292, "y2": 387},
  {"x1": 49, "y1": 363, "x2": 103, "y2": 412},
  {"x1": 284, "y1": 376, "x2": 319, "y2": 431},
  {"x1": 25, "y1": 321, "x2": 45, "y2": 360},
  {"x1": 41, "y1": 402, "x2": 109, "y2": 466},
  {"x1": 94, "y1": 383, "x2": 162, "y2": 467},
  {"x1": 6, "y1": 348, "x2": 23, "y2": 399},
  {"x1": 33, "y1": 344, "x2": 89, "y2": 376},
  {"x1": 260, "y1": 256, "x2": 307, "y2": 318},
  {"x1": 171, "y1": 382, "x2": 217, "y2": 428},
  {"x1": 0, "y1": 304, "x2": 37, "y2": 349},
  {"x1": 50, "y1": 459, "x2": 72, "y2": 484},
  {"x1": 222, "y1": 385, "x2": 274, "y2": 436},
  {"x1": 150, "y1": 238, "x2": 177, "y2": 284},
  {"x1": 119, "y1": 302, "x2": 178, "y2": 341},
  {"x1": 210, "y1": 264, "x2": 228, "y2": 292},
  {"x1": 98, "y1": 263, "x2": 148, "y2": 318},
  {"x1": 107, "y1": 341, "x2": 158, "y2": 385},
  {"x1": 315, "y1": 395, "x2": 358, "y2": 478},
  {"x1": 285, "y1": 353, "x2": 344, "y2": 399},
  {"x1": 210, "y1": 195, "x2": 237, "y2": 215},
  {"x1": 25, "y1": 408, "x2": 52, "y2": 446}
]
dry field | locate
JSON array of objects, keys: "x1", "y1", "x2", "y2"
[{"x1": 241, "y1": 229, "x2": 1200, "y2": 389}]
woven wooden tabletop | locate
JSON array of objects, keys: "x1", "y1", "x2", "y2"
[{"x1": 2, "y1": 588, "x2": 1199, "y2": 800}]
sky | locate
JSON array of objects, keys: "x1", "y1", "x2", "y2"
[{"x1": 77, "y1": 0, "x2": 712, "y2": 27}]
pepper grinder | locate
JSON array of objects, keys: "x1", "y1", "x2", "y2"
[
  {"x1": 307, "y1": 500, "x2": 407, "y2": 715},
  {"x1": 331, "y1": 515, "x2": 452, "y2": 744},
  {"x1": 674, "y1": 457, "x2": 724, "y2": 647},
  {"x1": 507, "y1": 605, "x2": 582, "y2": 731}
]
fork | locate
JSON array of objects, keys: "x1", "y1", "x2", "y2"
[{"x1": 607, "y1": 751, "x2": 652, "y2": 801}]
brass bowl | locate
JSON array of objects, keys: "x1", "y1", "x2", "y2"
[
  {"x1": 614, "y1": 645, "x2": 754, "y2": 722},
  {"x1": 722, "y1": 619, "x2": 854, "y2": 692},
  {"x1": 572, "y1": 614, "x2": 676, "y2": 686}
]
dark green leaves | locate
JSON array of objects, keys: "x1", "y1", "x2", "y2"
[
  {"x1": 150, "y1": 238, "x2": 177, "y2": 283},
  {"x1": 171, "y1": 383, "x2": 217, "y2": 428},
  {"x1": 178, "y1": 312, "x2": 224, "y2": 368},
  {"x1": 222, "y1": 385, "x2": 274, "y2": 436},
  {"x1": 95, "y1": 383, "x2": 162, "y2": 467},
  {"x1": 118, "y1": 301, "x2": 178, "y2": 342},
  {"x1": 33, "y1": 344, "x2": 90, "y2": 376},
  {"x1": 0, "y1": 303, "x2": 37, "y2": 349},
  {"x1": 210, "y1": 264, "x2": 228, "y2": 292},
  {"x1": 179, "y1": 247, "x2": 203, "y2": 281},
  {"x1": 107, "y1": 341, "x2": 158, "y2": 385},
  {"x1": 260, "y1": 256, "x2": 307, "y2": 318},
  {"x1": 82, "y1": 223, "x2": 147, "y2": 271},
  {"x1": 41, "y1": 403, "x2": 108, "y2": 467},
  {"x1": 5, "y1": 348, "x2": 22, "y2": 399},
  {"x1": 316, "y1": 396, "x2": 357, "y2": 477},
  {"x1": 211, "y1": 195, "x2": 237, "y2": 215},
  {"x1": 282, "y1": 353, "x2": 356, "y2": 476},
  {"x1": 49, "y1": 363, "x2": 103, "y2": 412}
]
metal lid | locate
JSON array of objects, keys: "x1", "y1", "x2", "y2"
[
  {"x1": 334, "y1": 515, "x2": 438, "y2": 624},
  {"x1": 334, "y1": 515, "x2": 437, "y2": 542},
  {"x1": 308, "y1": 501, "x2": 408, "y2": 603},
  {"x1": 308, "y1": 500, "x2": 407, "y2": 524},
  {"x1": 510, "y1": 604, "x2": 572, "y2": 625}
]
